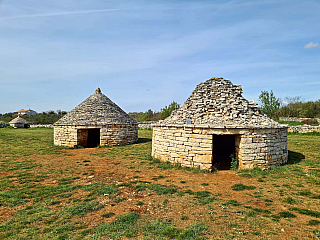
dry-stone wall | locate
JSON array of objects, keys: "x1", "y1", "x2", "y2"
[
  {"x1": 54, "y1": 88, "x2": 138, "y2": 147},
  {"x1": 152, "y1": 77, "x2": 288, "y2": 170},
  {"x1": 279, "y1": 117, "x2": 320, "y2": 123},
  {"x1": 152, "y1": 125, "x2": 287, "y2": 170},
  {"x1": 163, "y1": 78, "x2": 278, "y2": 127},
  {"x1": 288, "y1": 125, "x2": 320, "y2": 133},
  {"x1": 138, "y1": 121, "x2": 157, "y2": 129},
  {"x1": 30, "y1": 124, "x2": 54, "y2": 128},
  {"x1": 54, "y1": 124, "x2": 137, "y2": 147}
]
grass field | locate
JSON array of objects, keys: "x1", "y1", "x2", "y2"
[{"x1": 0, "y1": 128, "x2": 319, "y2": 239}]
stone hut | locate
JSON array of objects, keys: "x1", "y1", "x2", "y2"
[
  {"x1": 54, "y1": 88, "x2": 138, "y2": 147},
  {"x1": 9, "y1": 116, "x2": 30, "y2": 128},
  {"x1": 152, "y1": 77, "x2": 288, "y2": 170}
]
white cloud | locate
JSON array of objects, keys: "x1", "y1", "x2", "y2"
[{"x1": 304, "y1": 42, "x2": 320, "y2": 49}]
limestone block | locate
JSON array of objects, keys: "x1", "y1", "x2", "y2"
[{"x1": 194, "y1": 154, "x2": 212, "y2": 164}]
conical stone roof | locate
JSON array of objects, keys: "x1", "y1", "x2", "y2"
[
  {"x1": 9, "y1": 116, "x2": 29, "y2": 124},
  {"x1": 161, "y1": 77, "x2": 282, "y2": 128},
  {"x1": 54, "y1": 88, "x2": 137, "y2": 126}
]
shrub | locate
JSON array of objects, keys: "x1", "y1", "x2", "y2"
[
  {"x1": 230, "y1": 154, "x2": 239, "y2": 170},
  {"x1": 301, "y1": 119, "x2": 319, "y2": 125}
]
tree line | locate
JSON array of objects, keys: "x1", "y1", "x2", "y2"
[
  {"x1": 0, "y1": 110, "x2": 67, "y2": 124},
  {"x1": 0, "y1": 101, "x2": 181, "y2": 124},
  {"x1": 259, "y1": 91, "x2": 320, "y2": 119},
  {"x1": 2, "y1": 93, "x2": 317, "y2": 125},
  {"x1": 129, "y1": 101, "x2": 180, "y2": 122}
]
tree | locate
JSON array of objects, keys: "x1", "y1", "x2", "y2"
[
  {"x1": 258, "y1": 90, "x2": 280, "y2": 119},
  {"x1": 160, "y1": 101, "x2": 180, "y2": 120},
  {"x1": 302, "y1": 101, "x2": 320, "y2": 118},
  {"x1": 278, "y1": 96, "x2": 304, "y2": 117}
]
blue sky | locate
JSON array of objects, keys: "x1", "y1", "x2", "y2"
[{"x1": 0, "y1": 0, "x2": 319, "y2": 114}]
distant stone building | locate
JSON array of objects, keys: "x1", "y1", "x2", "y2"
[
  {"x1": 152, "y1": 77, "x2": 288, "y2": 170},
  {"x1": 54, "y1": 88, "x2": 138, "y2": 147},
  {"x1": 9, "y1": 116, "x2": 30, "y2": 128},
  {"x1": 14, "y1": 109, "x2": 37, "y2": 116}
]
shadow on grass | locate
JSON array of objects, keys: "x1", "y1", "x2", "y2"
[
  {"x1": 287, "y1": 150, "x2": 305, "y2": 165},
  {"x1": 135, "y1": 138, "x2": 152, "y2": 144}
]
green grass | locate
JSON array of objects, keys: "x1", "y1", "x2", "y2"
[
  {"x1": 231, "y1": 183, "x2": 256, "y2": 191},
  {"x1": 277, "y1": 120, "x2": 304, "y2": 126},
  {"x1": 290, "y1": 207, "x2": 320, "y2": 218},
  {"x1": 279, "y1": 211, "x2": 297, "y2": 218},
  {"x1": 135, "y1": 183, "x2": 178, "y2": 195},
  {"x1": 1, "y1": 128, "x2": 320, "y2": 239},
  {"x1": 0, "y1": 128, "x2": 65, "y2": 156},
  {"x1": 60, "y1": 201, "x2": 104, "y2": 218},
  {"x1": 308, "y1": 219, "x2": 320, "y2": 226}
]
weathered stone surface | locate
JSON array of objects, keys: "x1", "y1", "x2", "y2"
[
  {"x1": 54, "y1": 88, "x2": 136, "y2": 126},
  {"x1": 9, "y1": 116, "x2": 30, "y2": 128},
  {"x1": 54, "y1": 88, "x2": 138, "y2": 147},
  {"x1": 152, "y1": 78, "x2": 288, "y2": 170},
  {"x1": 157, "y1": 77, "x2": 281, "y2": 128}
]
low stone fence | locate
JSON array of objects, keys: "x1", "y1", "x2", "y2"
[
  {"x1": 30, "y1": 124, "x2": 54, "y2": 128},
  {"x1": 18, "y1": 122, "x2": 320, "y2": 133},
  {"x1": 288, "y1": 125, "x2": 320, "y2": 133},
  {"x1": 138, "y1": 121, "x2": 157, "y2": 129},
  {"x1": 30, "y1": 122, "x2": 157, "y2": 129},
  {"x1": 279, "y1": 117, "x2": 320, "y2": 123}
]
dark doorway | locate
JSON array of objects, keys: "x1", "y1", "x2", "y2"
[
  {"x1": 87, "y1": 129, "x2": 100, "y2": 148},
  {"x1": 212, "y1": 135, "x2": 235, "y2": 170}
]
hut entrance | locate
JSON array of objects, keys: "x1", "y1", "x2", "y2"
[
  {"x1": 212, "y1": 135, "x2": 235, "y2": 170},
  {"x1": 77, "y1": 129, "x2": 100, "y2": 148},
  {"x1": 87, "y1": 129, "x2": 100, "y2": 148}
]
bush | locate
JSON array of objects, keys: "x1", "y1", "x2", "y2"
[{"x1": 301, "y1": 118, "x2": 319, "y2": 125}]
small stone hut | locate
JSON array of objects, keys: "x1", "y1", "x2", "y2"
[
  {"x1": 152, "y1": 77, "x2": 288, "y2": 170},
  {"x1": 54, "y1": 88, "x2": 138, "y2": 147},
  {"x1": 9, "y1": 116, "x2": 30, "y2": 128}
]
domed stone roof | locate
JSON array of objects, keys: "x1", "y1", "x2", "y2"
[
  {"x1": 161, "y1": 77, "x2": 281, "y2": 128},
  {"x1": 54, "y1": 88, "x2": 137, "y2": 126},
  {"x1": 9, "y1": 116, "x2": 29, "y2": 124}
]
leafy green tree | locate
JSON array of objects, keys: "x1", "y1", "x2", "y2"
[
  {"x1": 258, "y1": 90, "x2": 280, "y2": 119},
  {"x1": 302, "y1": 101, "x2": 320, "y2": 118},
  {"x1": 138, "y1": 114, "x2": 147, "y2": 122},
  {"x1": 160, "y1": 101, "x2": 180, "y2": 120}
]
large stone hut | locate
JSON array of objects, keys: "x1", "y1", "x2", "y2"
[
  {"x1": 54, "y1": 88, "x2": 138, "y2": 147},
  {"x1": 9, "y1": 116, "x2": 30, "y2": 128},
  {"x1": 152, "y1": 77, "x2": 288, "y2": 170}
]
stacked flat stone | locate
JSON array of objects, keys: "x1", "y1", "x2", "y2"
[
  {"x1": 55, "y1": 88, "x2": 136, "y2": 126},
  {"x1": 54, "y1": 88, "x2": 138, "y2": 147},
  {"x1": 9, "y1": 116, "x2": 30, "y2": 128},
  {"x1": 162, "y1": 77, "x2": 279, "y2": 128},
  {"x1": 152, "y1": 78, "x2": 288, "y2": 170}
]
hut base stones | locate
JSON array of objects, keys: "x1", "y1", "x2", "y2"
[
  {"x1": 152, "y1": 78, "x2": 288, "y2": 170},
  {"x1": 54, "y1": 88, "x2": 138, "y2": 147},
  {"x1": 54, "y1": 124, "x2": 138, "y2": 147}
]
